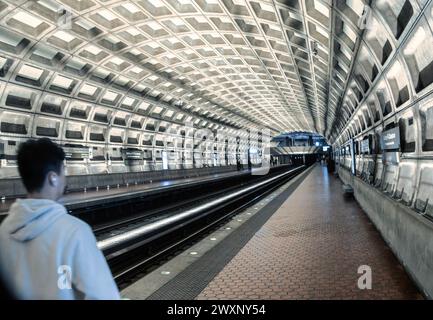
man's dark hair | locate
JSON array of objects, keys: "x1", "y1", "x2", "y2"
[{"x1": 17, "y1": 138, "x2": 65, "y2": 193}]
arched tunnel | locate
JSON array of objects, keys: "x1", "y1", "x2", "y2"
[{"x1": 0, "y1": 0, "x2": 432, "y2": 304}]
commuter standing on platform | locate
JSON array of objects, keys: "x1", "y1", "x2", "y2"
[{"x1": 0, "y1": 138, "x2": 120, "y2": 300}]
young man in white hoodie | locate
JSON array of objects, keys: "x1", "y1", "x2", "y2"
[{"x1": 0, "y1": 138, "x2": 120, "y2": 300}]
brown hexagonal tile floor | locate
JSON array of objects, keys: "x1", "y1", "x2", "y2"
[{"x1": 197, "y1": 165, "x2": 423, "y2": 300}]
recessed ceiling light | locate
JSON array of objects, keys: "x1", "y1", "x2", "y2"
[
  {"x1": 103, "y1": 91, "x2": 119, "y2": 101},
  {"x1": 123, "y1": 97, "x2": 135, "y2": 106},
  {"x1": 149, "y1": 0, "x2": 165, "y2": 8},
  {"x1": 171, "y1": 18, "x2": 185, "y2": 26},
  {"x1": 314, "y1": 0, "x2": 330, "y2": 17},
  {"x1": 53, "y1": 31, "x2": 76, "y2": 43},
  {"x1": 80, "y1": 84, "x2": 98, "y2": 96},
  {"x1": 84, "y1": 44, "x2": 102, "y2": 55},
  {"x1": 12, "y1": 11, "x2": 43, "y2": 28},
  {"x1": 110, "y1": 57, "x2": 125, "y2": 66},
  {"x1": 125, "y1": 27, "x2": 142, "y2": 36},
  {"x1": 52, "y1": 75, "x2": 74, "y2": 89},
  {"x1": 122, "y1": 3, "x2": 141, "y2": 13},
  {"x1": 18, "y1": 65, "x2": 44, "y2": 81},
  {"x1": 99, "y1": 9, "x2": 118, "y2": 21}
]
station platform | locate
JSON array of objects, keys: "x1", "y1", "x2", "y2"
[
  {"x1": 130, "y1": 164, "x2": 423, "y2": 300},
  {"x1": 197, "y1": 165, "x2": 422, "y2": 299}
]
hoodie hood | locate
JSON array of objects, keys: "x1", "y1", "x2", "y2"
[{"x1": 2, "y1": 198, "x2": 66, "y2": 242}]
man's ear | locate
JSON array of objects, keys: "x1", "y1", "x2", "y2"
[{"x1": 47, "y1": 172, "x2": 58, "y2": 187}]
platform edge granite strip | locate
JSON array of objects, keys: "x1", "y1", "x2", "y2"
[{"x1": 145, "y1": 165, "x2": 316, "y2": 300}]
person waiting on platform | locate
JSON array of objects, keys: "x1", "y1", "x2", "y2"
[{"x1": 0, "y1": 138, "x2": 120, "y2": 300}]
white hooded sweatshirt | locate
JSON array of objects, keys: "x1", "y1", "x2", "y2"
[{"x1": 0, "y1": 198, "x2": 120, "y2": 300}]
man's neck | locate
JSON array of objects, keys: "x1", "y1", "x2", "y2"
[{"x1": 27, "y1": 193, "x2": 56, "y2": 201}]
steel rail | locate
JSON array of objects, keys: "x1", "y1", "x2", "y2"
[{"x1": 97, "y1": 165, "x2": 305, "y2": 251}]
